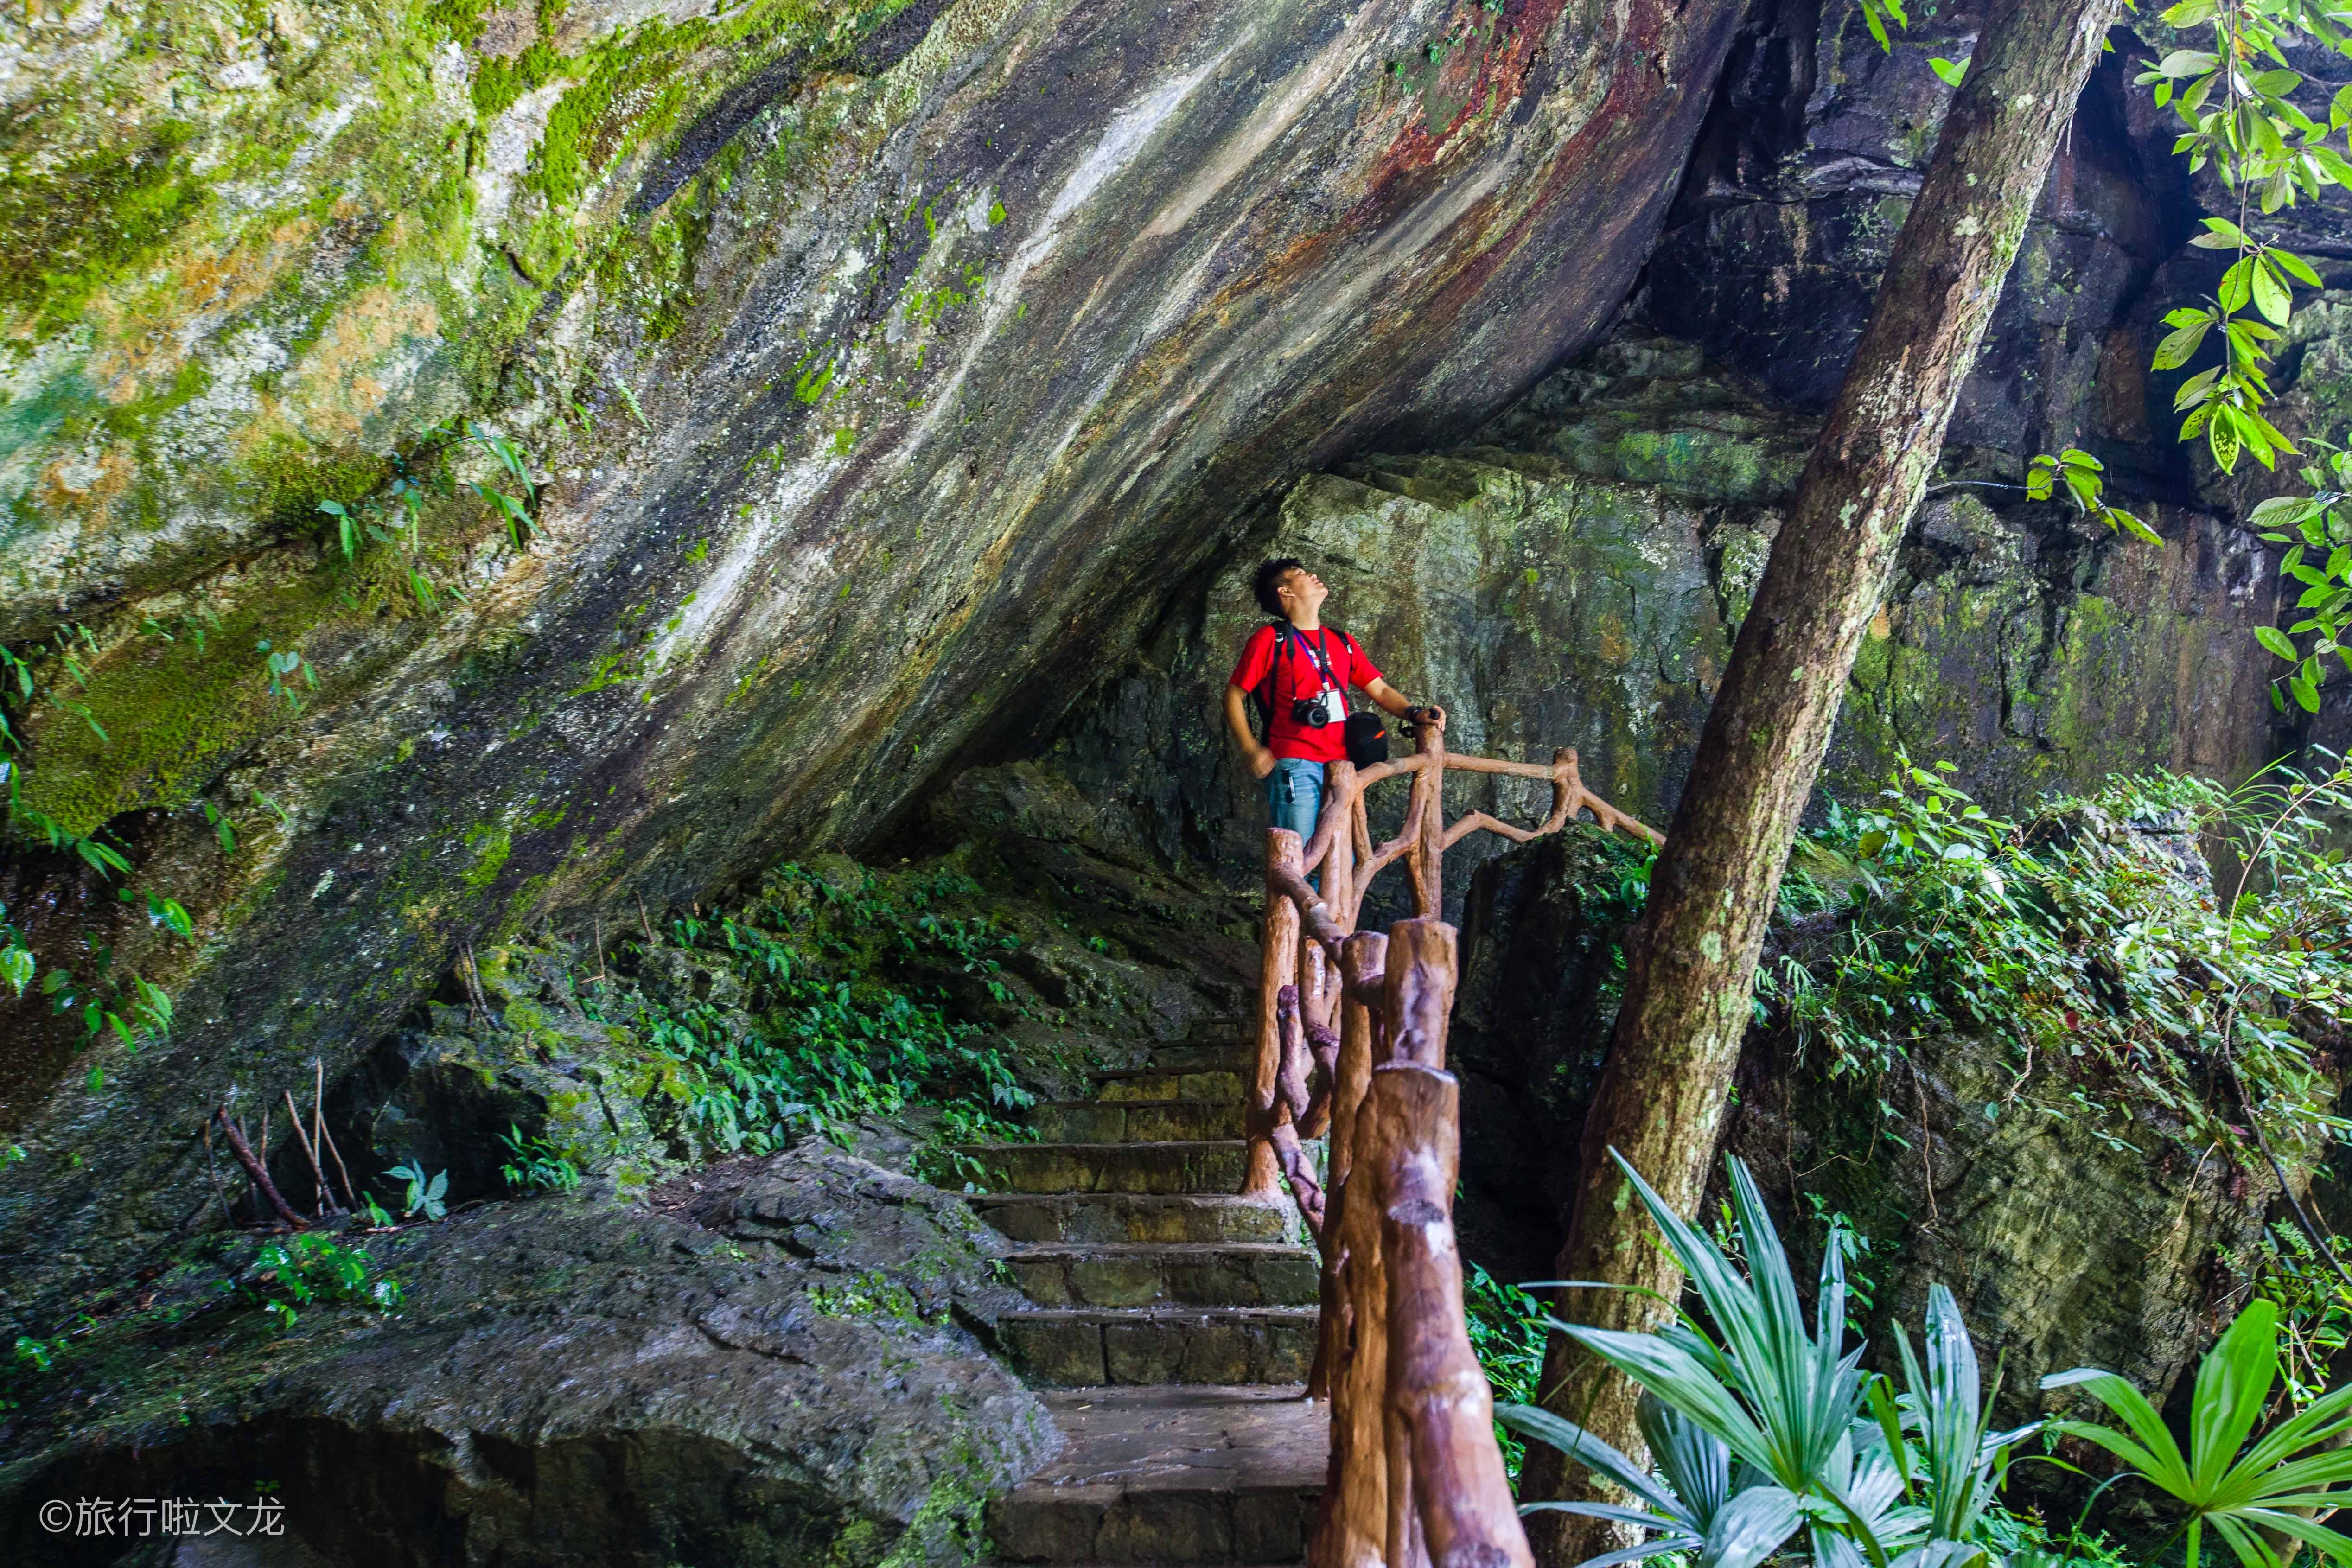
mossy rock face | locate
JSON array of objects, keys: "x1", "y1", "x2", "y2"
[
  {"x1": 1052, "y1": 334, "x2": 2284, "y2": 920},
  {"x1": 0, "y1": 0, "x2": 1756, "y2": 1315},
  {"x1": 0, "y1": 1180, "x2": 1053, "y2": 1568}
]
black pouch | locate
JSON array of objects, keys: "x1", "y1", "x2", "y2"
[{"x1": 1344, "y1": 710, "x2": 1390, "y2": 767}]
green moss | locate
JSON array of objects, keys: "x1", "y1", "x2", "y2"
[
  {"x1": 13, "y1": 584, "x2": 341, "y2": 838},
  {"x1": 473, "y1": 41, "x2": 564, "y2": 120},
  {"x1": 241, "y1": 434, "x2": 393, "y2": 534},
  {"x1": 0, "y1": 120, "x2": 204, "y2": 334},
  {"x1": 463, "y1": 823, "x2": 516, "y2": 891}
]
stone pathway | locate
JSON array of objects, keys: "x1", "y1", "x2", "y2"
[{"x1": 972, "y1": 1019, "x2": 1328, "y2": 1564}]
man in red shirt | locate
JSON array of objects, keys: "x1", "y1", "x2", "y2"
[{"x1": 1224, "y1": 557, "x2": 1445, "y2": 847}]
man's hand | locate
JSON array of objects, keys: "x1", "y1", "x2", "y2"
[
  {"x1": 1244, "y1": 745, "x2": 1277, "y2": 780},
  {"x1": 1417, "y1": 704, "x2": 1447, "y2": 730}
]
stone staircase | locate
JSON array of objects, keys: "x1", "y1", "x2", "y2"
[{"x1": 970, "y1": 1019, "x2": 1329, "y2": 1566}]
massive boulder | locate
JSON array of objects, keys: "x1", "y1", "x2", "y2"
[
  {"x1": 0, "y1": 0, "x2": 1746, "y2": 1301},
  {"x1": 0, "y1": 1149, "x2": 1053, "y2": 1568}
]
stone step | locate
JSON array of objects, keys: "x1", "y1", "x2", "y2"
[
  {"x1": 1091, "y1": 1068, "x2": 1246, "y2": 1104},
  {"x1": 970, "y1": 1193, "x2": 1300, "y2": 1245},
  {"x1": 988, "y1": 1385, "x2": 1325, "y2": 1565},
  {"x1": 1031, "y1": 1100, "x2": 1248, "y2": 1142},
  {"x1": 1005, "y1": 1243, "x2": 1320, "y2": 1308},
  {"x1": 1000, "y1": 1307, "x2": 1318, "y2": 1388},
  {"x1": 973, "y1": 1141, "x2": 1249, "y2": 1195},
  {"x1": 1147, "y1": 1044, "x2": 1254, "y2": 1074}
]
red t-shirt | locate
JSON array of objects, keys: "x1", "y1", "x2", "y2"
[{"x1": 1229, "y1": 624, "x2": 1382, "y2": 763}]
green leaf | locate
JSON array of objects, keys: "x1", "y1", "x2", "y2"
[
  {"x1": 2221, "y1": 257, "x2": 2256, "y2": 314},
  {"x1": 2042, "y1": 1370, "x2": 2193, "y2": 1493},
  {"x1": 2256, "y1": 626, "x2": 2300, "y2": 661},
  {"x1": 1928, "y1": 56, "x2": 1967, "y2": 88},
  {"x1": 2250, "y1": 496, "x2": 2322, "y2": 529},
  {"x1": 0, "y1": 944, "x2": 32, "y2": 997},
  {"x1": 2290, "y1": 673, "x2": 2321, "y2": 712},
  {"x1": 2252, "y1": 260, "x2": 2293, "y2": 326},
  {"x1": 2176, "y1": 365, "x2": 2223, "y2": 410},
  {"x1": 2273, "y1": 249, "x2": 2326, "y2": 287},
  {"x1": 2189, "y1": 1300, "x2": 2279, "y2": 1495},
  {"x1": 2212, "y1": 411, "x2": 2244, "y2": 473},
  {"x1": 1695, "y1": 1485, "x2": 1805, "y2": 1568}
]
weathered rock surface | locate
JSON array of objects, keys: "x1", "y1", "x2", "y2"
[
  {"x1": 1055, "y1": 336, "x2": 2286, "y2": 915},
  {"x1": 0, "y1": 0, "x2": 1747, "y2": 1267},
  {"x1": 0, "y1": 1155, "x2": 1055, "y2": 1567},
  {"x1": 659, "y1": 1142, "x2": 1031, "y2": 1331},
  {"x1": 1646, "y1": 0, "x2": 2189, "y2": 470}
]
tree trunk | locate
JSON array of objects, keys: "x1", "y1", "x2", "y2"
[{"x1": 1520, "y1": 0, "x2": 2124, "y2": 1559}]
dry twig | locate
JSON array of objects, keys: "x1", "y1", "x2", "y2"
[{"x1": 211, "y1": 1107, "x2": 307, "y2": 1230}]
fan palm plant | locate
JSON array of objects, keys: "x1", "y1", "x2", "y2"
[
  {"x1": 2043, "y1": 1297, "x2": 2352, "y2": 1568},
  {"x1": 1503, "y1": 1151, "x2": 2039, "y2": 1568}
]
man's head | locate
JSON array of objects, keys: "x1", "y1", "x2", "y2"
[{"x1": 1251, "y1": 557, "x2": 1327, "y2": 623}]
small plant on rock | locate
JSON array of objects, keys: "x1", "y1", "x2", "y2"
[
  {"x1": 497, "y1": 1124, "x2": 582, "y2": 1193},
  {"x1": 383, "y1": 1159, "x2": 448, "y2": 1221},
  {"x1": 236, "y1": 1233, "x2": 402, "y2": 1332}
]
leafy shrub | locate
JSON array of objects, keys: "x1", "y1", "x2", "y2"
[
  {"x1": 1504, "y1": 1152, "x2": 2040, "y2": 1568},
  {"x1": 587, "y1": 864, "x2": 1035, "y2": 1170},
  {"x1": 1761, "y1": 754, "x2": 2352, "y2": 1158},
  {"x1": 1501, "y1": 1150, "x2": 2352, "y2": 1568},
  {"x1": 236, "y1": 1233, "x2": 402, "y2": 1331},
  {"x1": 2046, "y1": 1298, "x2": 2352, "y2": 1568},
  {"x1": 1465, "y1": 1262, "x2": 1548, "y2": 1481}
]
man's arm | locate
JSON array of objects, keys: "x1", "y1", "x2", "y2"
[
  {"x1": 1224, "y1": 685, "x2": 1277, "y2": 778},
  {"x1": 1363, "y1": 676, "x2": 1444, "y2": 728}
]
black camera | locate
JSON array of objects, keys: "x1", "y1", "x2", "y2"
[{"x1": 1291, "y1": 692, "x2": 1337, "y2": 727}]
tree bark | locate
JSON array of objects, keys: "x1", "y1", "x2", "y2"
[{"x1": 1520, "y1": 1, "x2": 2124, "y2": 1559}]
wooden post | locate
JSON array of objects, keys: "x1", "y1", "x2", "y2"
[
  {"x1": 1410, "y1": 725, "x2": 1447, "y2": 918},
  {"x1": 1312, "y1": 931, "x2": 1387, "y2": 1402},
  {"x1": 1249, "y1": 828, "x2": 1305, "y2": 1199},
  {"x1": 1290, "y1": 742, "x2": 1658, "y2": 1568},
  {"x1": 1377, "y1": 1063, "x2": 1532, "y2": 1568},
  {"x1": 1311, "y1": 1061, "x2": 1394, "y2": 1568},
  {"x1": 1380, "y1": 919, "x2": 1457, "y2": 1071}
]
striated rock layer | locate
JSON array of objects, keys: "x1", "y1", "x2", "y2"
[{"x1": 0, "y1": 0, "x2": 1744, "y2": 1295}]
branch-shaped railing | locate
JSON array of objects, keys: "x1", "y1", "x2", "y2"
[{"x1": 1242, "y1": 721, "x2": 1660, "y2": 1568}]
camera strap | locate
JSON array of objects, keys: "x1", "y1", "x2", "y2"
[{"x1": 1284, "y1": 624, "x2": 1347, "y2": 711}]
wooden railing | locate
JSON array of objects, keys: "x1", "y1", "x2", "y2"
[{"x1": 1243, "y1": 721, "x2": 1660, "y2": 1568}]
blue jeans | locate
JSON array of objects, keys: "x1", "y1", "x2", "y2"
[{"x1": 1266, "y1": 757, "x2": 1325, "y2": 845}]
